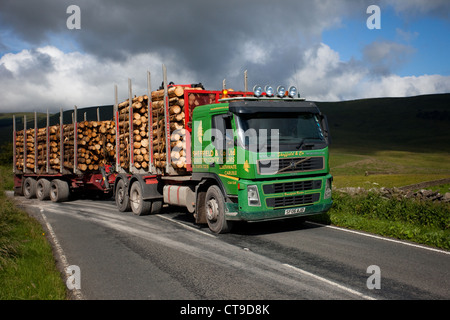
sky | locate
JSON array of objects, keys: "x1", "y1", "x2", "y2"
[{"x1": 0, "y1": 0, "x2": 449, "y2": 112}]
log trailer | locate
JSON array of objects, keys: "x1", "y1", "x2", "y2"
[{"x1": 13, "y1": 66, "x2": 332, "y2": 233}]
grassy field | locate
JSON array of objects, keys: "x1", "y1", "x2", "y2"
[
  {"x1": 0, "y1": 166, "x2": 67, "y2": 300},
  {"x1": 330, "y1": 149, "x2": 450, "y2": 189}
]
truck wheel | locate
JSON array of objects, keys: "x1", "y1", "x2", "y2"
[
  {"x1": 50, "y1": 179, "x2": 70, "y2": 202},
  {"x1": 205, "y1": 185, "x2": 232, "y2": 234},
  {"x1": 23, "y1": 177, "x2": 37, "y2": 199},
  {"x1": 115, "y1": 179, "x2": 131, "y2": 212},
  {"x1": 130, "y1": 181, "x2": 151, "y2": 216},
  {"x1": 36, "y1": 179, "x2": 51, "y2": 201}
]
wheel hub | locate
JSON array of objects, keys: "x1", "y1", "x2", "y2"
[{"x1": 206, "y1": 199, "x2": 219, "y2": 222}]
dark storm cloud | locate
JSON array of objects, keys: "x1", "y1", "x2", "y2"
[
  {"x1": 1, "y1": 0, "x2": 357, "y2": 88},
  {"x1": 0, "y1": 0, "x2": 70, "y2": 43},
  {"x1": 2, "y1": 0, "x2": 447, "y2": 94},
  {"x1": 74, "y1": 0, "x2": 321, "y2": 87}
]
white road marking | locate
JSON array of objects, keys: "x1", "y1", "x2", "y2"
[
  {"x1": 307, "y1": 221, "x2": 450, "y2": 255},
  {"x1": 282, "y1": 263, "x2": 377, "y2": 300},
  {"x1": 155, "y1": 214, "x2": 217, "y2": 238},
  {"x1": 40, "y1": 209, "x2": 84, "y2": 300}
]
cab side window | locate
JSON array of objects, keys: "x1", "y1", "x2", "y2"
[{"x1": 211, "y1": 114, "x2": 233, "y2": 151}]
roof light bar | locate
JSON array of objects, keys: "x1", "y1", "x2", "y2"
[
  {"x1": 276, "y1": 86, "x2": 286, "y2": 98},
  {"x1": 250, "y1": 84, "x2": 301, "y2": 99},
  {"x1": 265, "y1": 85, "x2": 274, "y2": 97},
  {"x1": 288, "y1": 86, "x2": 297, "y2": 98},
  {"x1": 253, "y1": 85, "x2": 262, "y2": 97}
]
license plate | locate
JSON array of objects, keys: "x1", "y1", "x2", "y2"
[{"x1": 284, "y1": 207, "x2": 306, "y2": 215}]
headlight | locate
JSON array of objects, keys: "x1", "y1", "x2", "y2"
[
  {"x1": 247, "y1": 185, "x2": 261, "y2": 206},
  {"x1": 277, "y1": 86, "x2": 286, "y2": 98},
  {"x1": 265, "y1": 86, "x2": 274, "y2": 97},
  {"x1": 324, "y1": 178, "x2": 332, "y2": 199}
]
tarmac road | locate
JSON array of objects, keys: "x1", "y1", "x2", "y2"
[{"x1": 11, "y1": 194, "x2": 450, "y2": 302}]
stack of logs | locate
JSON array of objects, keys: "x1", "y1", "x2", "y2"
[
  {"x1": 151, "y1": 85, "x2": 188, "y2": 172},
  {"x1": 48, "y1": 126, "x2": 60, "y2": 171},
  {"x1": 76, "y1": 121, "x2": 115, "y2": 172},
  {"x1": 117, "y1": 85, "x2": 196, "y2": 174},
  {"x1": 15, "y1": 86, "x2": 200, "y2": 175},
  {"x1": 117, "y1": 95, "x2": 151, "y2": 170},
  {"x1": 15, "y1": 128, "x2": 35, "y2": 171},
  {"x1": 15, "y1": 121, "x2": 115, "y2": 173}
]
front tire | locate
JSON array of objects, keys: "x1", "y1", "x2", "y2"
[{"x1": 205, "y1": 185, "x2": 232, "y2": 234}]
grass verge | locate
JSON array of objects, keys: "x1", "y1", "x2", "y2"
[
  {"x1": 311, "y1": 192, "x2": 450, "y2": 250},
  {"x1": 0, "y1": 166, "x2": 67, "y2": 300},
  {"x1": 317, "y1": 149, "x2": 450, "y2": 250}
]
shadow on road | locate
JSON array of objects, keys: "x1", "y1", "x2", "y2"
[
  {"x1": 229, "y1": 218, "x2": 325, "y2": 236},
  {"x1": 159, "y1": 206, "x2": 326, "y2": 236}
]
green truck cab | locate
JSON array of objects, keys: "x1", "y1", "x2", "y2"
[{"x1": 191, "y1": 93, "x2": 332, "y2": 233}]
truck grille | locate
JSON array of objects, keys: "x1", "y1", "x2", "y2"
[
  {"x1": 263, "y1": 180, "x2": 321, "y2": 194},
  {"x1": 266, "y1": 193, "x2": 320, "y2": 208},
  {"x1": 258, "y1": 156, "x2": 324, "y2": 174}
]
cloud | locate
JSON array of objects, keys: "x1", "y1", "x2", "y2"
[
  {"x1": 0, "y1": 0, "x2": 352, "y2": 90},
  {"x1": 385, "y1": 0, "x2": 450, "y2": 19},
  {"x1": 0, "y1": 1, "x2": 449, "y2": 112},
  {"x1": 0, "y1": 46, "x2": 191, "y2": 112},
  {"x1": 1, "y1": 43, "x2": 449, "y2": 113},
  {"x1": 396, "y1": 28, "x2": 419, "y2": 42},
  {"x1": 362, "y1": 41, "x2": 416, "y2": 75},
  {"x1": 289, "y1": 43, "x2": 450, "y2": 101}
]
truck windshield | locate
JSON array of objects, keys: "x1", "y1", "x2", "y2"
[{"x1": 235, "y1": 112, "x2": 326, "y2": 152}]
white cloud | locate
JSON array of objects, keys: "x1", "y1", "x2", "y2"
[
  {"x1": 1, "y1": 43, "x2": 449, "y2": 114},
  {"x1": 385, "y1": 0, "x2": 450, "y2": 19},
  {"x1": 289, "y1": 43, "x2": 450, "y2": 101},
  {"x1": 0, "y1": 46, "x2": 196, "y2": 113}
]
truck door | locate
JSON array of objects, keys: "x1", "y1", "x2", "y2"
[
  {"x1": 211, "y1": 114, "x2": 234, "y2": 164},
  {"x1": 211, "y1": 114, "x2": 238, "y2": 194}
]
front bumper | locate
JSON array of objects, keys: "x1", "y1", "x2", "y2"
[{"x1": 226, "y1": 174, "x2": 333, "y2": 222}]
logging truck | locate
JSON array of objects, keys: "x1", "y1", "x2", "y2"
[{"x1": 13, "y1": 67, "x2": 332, "y2": 233}]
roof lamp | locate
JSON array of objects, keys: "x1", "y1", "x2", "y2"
[
  {"x1": 277, "y1": 86, "x2": 286, "y2": 98},
  {"x1": 265, "y1": 85, "x2": 274, "y2": 97},
  {"x1": 253, "y1": 85, "x2": 262, "y2": 97},
  {"x1": 288, "y1": 86, "x2": 297, "y2": 98}
]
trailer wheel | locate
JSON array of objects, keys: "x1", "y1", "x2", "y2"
[
  {"x1": 115, "y1": 179, "x2": 131, "y2": 212},
  {"x1": 130, "y1": 181, "x2": 152, "y2": 216},
  {"x1": 36, "y1": 179, "x2": 51, "y2": 201},
  {"x1": 50, "y1": 179, "x2": 69, "y2": 202},
  {"x1": 23, "y1": 177, "x2": 37, "y2": 199},
  {"x1": 205, "y1": 185, "x2": 232, "y2": 234},
  {"x1": 130, "y1": 182, "x2": 152, "y2": 216}
]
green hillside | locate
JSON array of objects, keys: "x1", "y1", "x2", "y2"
[
  {"x1": 1, "y1": 94, "x2": 449, "y2": 164},
  {"x1": 315, "y1": 93, "x2": 450, "y2": 153}
]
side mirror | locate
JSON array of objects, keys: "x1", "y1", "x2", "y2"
[{"x1": 319, "y1": 112, "x2": 331, "y2": 145}]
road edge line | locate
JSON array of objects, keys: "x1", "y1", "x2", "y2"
[
  {"x1": 282, "y1": 263, "x2": 376, "y2": 300},
  {"x1": 307, "y1": 221, "x2": 450, "y2": 255},
  {"x1": 40, "y1": 209, "x2": 85, "y2": 300}
]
